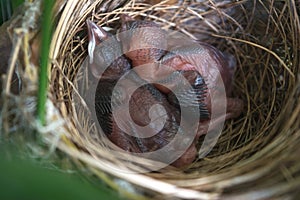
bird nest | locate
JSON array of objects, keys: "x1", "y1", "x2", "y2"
[{"x1": 1, "y1": 0, "x2": 300, "y2": 199}]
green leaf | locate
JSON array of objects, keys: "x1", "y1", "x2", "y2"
[
  {"x1": 0, "y1": 156, "x2": 121, "y2": 200},
  {"x1": 37, "y1": 0, "x2": 55, "y2": 124}
]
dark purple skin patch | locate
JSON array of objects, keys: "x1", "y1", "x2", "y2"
[{"x1": 88, "y1": 18, "x2": 243, "y2": 168}]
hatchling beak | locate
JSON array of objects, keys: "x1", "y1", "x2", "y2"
[{"x1": 86, "y1": 19, "x2": 108, "y2": 45}]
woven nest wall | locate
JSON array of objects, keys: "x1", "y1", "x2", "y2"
[{"x1": 1, "y1": 0, "x2": 300, "y2": 199}]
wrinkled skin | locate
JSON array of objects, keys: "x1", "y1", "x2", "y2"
[
  {"x1": 161, "y1": 44, "x2": 244, "y2": 120},
  {"x1": 88, "y1": 20, "x2": 205, "y2": 167},
  {"x1": 88, "y1": 17, "x2": 244, "y2": 168},
  {"x1": 97, "y1": 72, "x2": 204, "y2": 167},
  {"x1": 119, "y1": 16, "x2": 244, "y2": 166},
  {"x1": 120, "y1": 15, "x2": 244, "y2": 121}
]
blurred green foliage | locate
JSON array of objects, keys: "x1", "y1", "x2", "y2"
[
  {"x1": 0, "y1": 147, "x2": 121, "y2": 200},
  {"x1": 0, "y1": 0, "x2": 12, "y2": 24},
  {"x1": 0, "y1": 0, "x2": 24, "y2": 24},
  {"x1": 11, "y1": 0, "x2": 24, "y2": 11},
  {"x1": 0, "y1": 1, "x2": 122, "y2": 199}
]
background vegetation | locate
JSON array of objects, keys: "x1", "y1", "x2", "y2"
[{"x1": 0, "y1": 1, "x2": 121, "y2": 199}]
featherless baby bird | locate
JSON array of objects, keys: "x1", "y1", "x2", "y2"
[
  {"x1": 86, "y1": 15, "x2": 244, "y2": 167},
  {"x1": 119, "y1": 15, "x2": 244, "y2": 123},
  {"x1": 87, "y1": 20, "x2": 208, "y2": 167}
]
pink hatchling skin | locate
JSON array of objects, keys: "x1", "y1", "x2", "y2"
[
  {"x1": 88, "y1": 20, "x2": 198, "y2": 167},
  {"x1": 88, "y1": 17, "x2": 244, "y2": 168},
  {"x1": 120, "y1": 16, "x2": 244, "y2": 121},
  {"x1": 120, "y1": 17, "x2": 244, "y2": 167}
]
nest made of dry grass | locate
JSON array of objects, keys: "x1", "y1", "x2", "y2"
[{"x1": 1, "y1": 0, "x2": 300, "y2": 199}]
